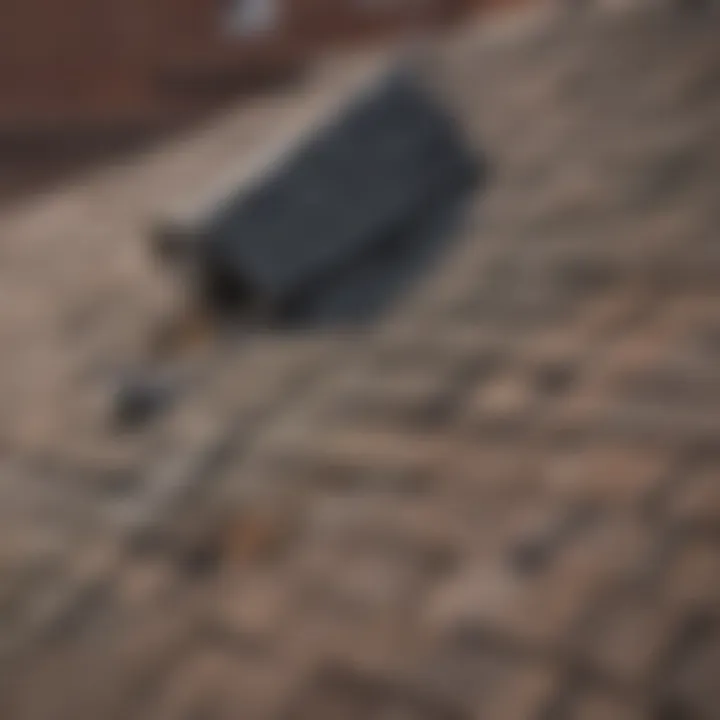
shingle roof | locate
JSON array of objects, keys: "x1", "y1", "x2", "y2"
[{"x1": 2, "y1": 3, "x2": 720, "y2": 719}]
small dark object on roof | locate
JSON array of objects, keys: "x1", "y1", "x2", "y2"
[{"x1": 163, "y1": 67, "x2": 485, "y2": 317}]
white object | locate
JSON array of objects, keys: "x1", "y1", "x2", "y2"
[{"x1": 224, "y1": 0, "x2": 279, "y2": 36}]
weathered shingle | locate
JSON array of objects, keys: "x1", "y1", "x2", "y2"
[{"x1": 197, "y1": 69, "x2": 482, "y2": 307}]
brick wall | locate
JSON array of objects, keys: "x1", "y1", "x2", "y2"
[
  {"x1": 0, "y1": 0, "x2": 485, "y2": 132},
  {"x1": 0, "y1": 0, "x2": 494, "y2": 201}
]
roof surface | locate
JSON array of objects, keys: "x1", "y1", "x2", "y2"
[{"x1": 2, "y1": 2, "x2": 720, "y2": 719}]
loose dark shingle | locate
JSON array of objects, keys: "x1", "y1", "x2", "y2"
[{"x1": 195, "y1": 69, "x2": 482, "y2": 310}]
